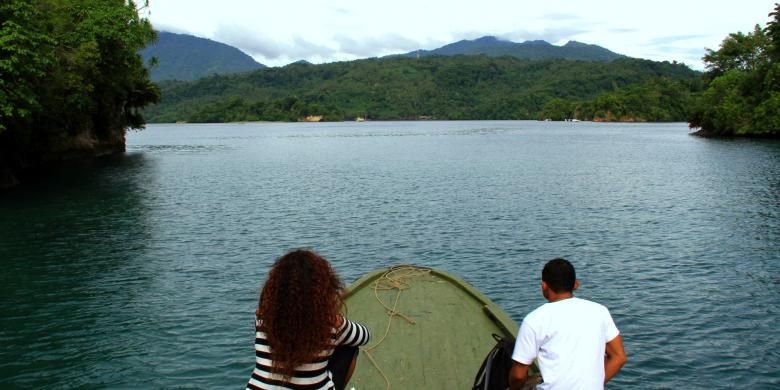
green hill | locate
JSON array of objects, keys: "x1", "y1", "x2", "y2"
[
  {"x1": 402, "y1": 36, "x2": 623, "y2": 62},
  {"x1": 140, "y1": 31, "x2": 265, "y2": 81},
  {"x1": 144, "y1": 55, "x2": 702, "y2": 123}
]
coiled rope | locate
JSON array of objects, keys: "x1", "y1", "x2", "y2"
[{"x1": 361, "y1": 265, "x2": 431, "y2": 390}]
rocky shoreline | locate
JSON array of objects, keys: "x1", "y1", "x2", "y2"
[
  {"x1": 0, "y1": 128, "x2": 126, "y2": 190},
  {"x1": 690, "y1": 128, "x2": 780, "y2": 139}
]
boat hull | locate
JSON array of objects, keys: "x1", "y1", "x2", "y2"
[{"x1": 343, "y1": 265, "x2": 519, "y2": 389}]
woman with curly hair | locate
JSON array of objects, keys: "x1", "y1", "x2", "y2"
[{"x1": 247, "y1": 249, "x2": 371, "y2": 390}]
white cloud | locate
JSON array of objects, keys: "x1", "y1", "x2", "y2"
[
  {"x1": 499, "y1": 27, "x2": 592, "y2": 45},
  {"x1": 334, "y1": 33, "x2": 422, "y2": 57},
  {"x1": 644, "y1": 35, "x2": 712, "y2": 47},
  {"x1": 214, "y1": 25, "x2": 285, "y2": 59},
  {"x1": 151, "y1": 23, "x2": 195, "y2": 36}
]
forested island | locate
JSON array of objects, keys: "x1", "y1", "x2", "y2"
[
  {"x1": 144, "y1": 56, "x2": 701, "y2": 123},
  {"x1": 0, "y1": 0, "x2": 158, "y2": 188}
]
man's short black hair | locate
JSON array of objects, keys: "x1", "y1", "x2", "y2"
[{"x1": 542, "y1": 258, "x2": 576, "y2": 293}]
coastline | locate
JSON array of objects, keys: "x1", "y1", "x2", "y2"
[
  {"x1": 690, "y1": 128, "x2": 780, "y2": 139},
  {"x1": 0, "y1": 128, "x2": 126, "y2": 190}
]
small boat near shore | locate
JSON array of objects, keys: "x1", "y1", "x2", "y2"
[{"x1": 343, "y1": 265, "x2": 529, "y2": 389}]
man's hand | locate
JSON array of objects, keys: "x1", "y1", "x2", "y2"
[{"x1": 509, "y1": 361, "x2": 530, "y2": 390}]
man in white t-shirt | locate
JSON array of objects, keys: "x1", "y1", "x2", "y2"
[{"x1": 509, "y1": 258, "x2": 627, "y2": 390}]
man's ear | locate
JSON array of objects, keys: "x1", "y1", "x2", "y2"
[{"x1": 573, "y1": 279, "x2": 580, "y2": 291}]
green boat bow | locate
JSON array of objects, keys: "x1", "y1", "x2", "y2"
[{"x1": 343, "y1": 265, "x2": 525, "y2": 389}]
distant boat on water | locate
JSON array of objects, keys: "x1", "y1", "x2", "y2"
[{"x1": 302, "y1": 115, "x2": 323, "y2": 122}]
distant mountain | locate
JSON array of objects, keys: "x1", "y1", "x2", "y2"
[
  {"x1": 140, "y1": 31, "x2": 265, "y2": 81},
  {"x1": 403, "y1": 36, "x2": 623, "y2": 62}
]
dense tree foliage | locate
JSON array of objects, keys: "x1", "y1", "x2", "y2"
[
  {"x1": 689, "y1": 4, "x2": 780, "y2": 136},
  {"x1": 0, "y1": 0, "x2": 158, "y2": 186},
  {"x1": 577, "y1": 78, "x2": 701, "y2": 122},
  {"x1": 145, "y1": 56, "x2": 700, "y2": 123}
]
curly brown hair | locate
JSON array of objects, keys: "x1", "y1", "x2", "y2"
[{"x1": 257, "y1": 249, "x2": 344, "y2": 378}]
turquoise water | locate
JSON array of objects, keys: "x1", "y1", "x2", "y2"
[{"x1": 1, "y1": 121, "x2": 778, "y2": 388}]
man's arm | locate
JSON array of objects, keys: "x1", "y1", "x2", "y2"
[
  {"x1": 604, "y1": 334, "x2": 627, "y2": 383},
  {"x1": 509, "y1": 361, "x2": 530, "y2": 390}
]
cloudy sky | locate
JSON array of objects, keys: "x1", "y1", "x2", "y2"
[{"x1": 145, "y1": 1, "x2": 776, "y2": 69}]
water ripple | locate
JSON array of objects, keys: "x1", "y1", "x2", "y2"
[{"x1": 1, "y1": 122, "x2": 778, "y2": 388}]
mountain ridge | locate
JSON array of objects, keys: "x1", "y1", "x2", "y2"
[
  {"x1": 140, "y1": 31, "x2": 265, "y2": 81},
  {"x1": 141, "y1": 32, "x2": 626, "y2": 82},
  {"x1": 400, "y1": 36, "x2": 624, "y2": 62}
]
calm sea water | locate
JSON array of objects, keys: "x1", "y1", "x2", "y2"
[{"x1": 1, "y1": 121, "x2": 778, "y2": 389}]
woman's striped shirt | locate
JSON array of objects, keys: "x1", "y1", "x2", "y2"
[{"x1": 246, "y1": 316, "x2": 371, "y2": 390}]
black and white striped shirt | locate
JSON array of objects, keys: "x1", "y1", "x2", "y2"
[{"x1": 247, "y1": 317, "x2": 371, "y2": 390}]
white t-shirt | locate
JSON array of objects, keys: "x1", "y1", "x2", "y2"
[{"x1": 512, "y1": 297, "x2": 619, "y2": 390}]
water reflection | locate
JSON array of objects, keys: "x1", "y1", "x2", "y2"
[{"x1": 0, "y1": 153, "x2": 155, "y2": 387}]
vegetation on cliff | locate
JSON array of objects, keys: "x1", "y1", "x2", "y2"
[
  {"x1": 144, "y1": 56, "x2": 701, "y2": 123},
  {"x1": 688, "y1": 3, "x2": 780, "y2": 136},
  {"x1": 0, "y1": 0, "x2": 159, "y2": 187}
]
